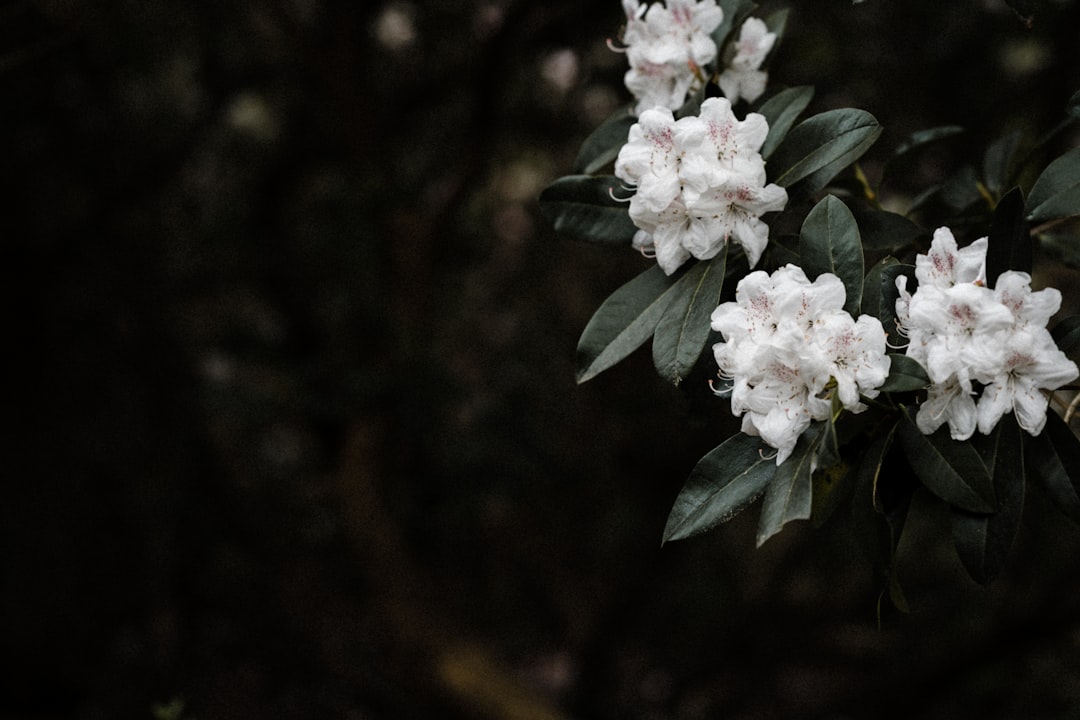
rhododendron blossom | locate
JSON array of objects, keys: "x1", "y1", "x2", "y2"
[
  {"x1": 614, "y1": 97, "x2": 787, "y2": 274},
  {"x1": 896, "y1": 227, "x2": 1078, "y2": 439},
  {"x1": 618, "y1": 0, "x2": 725, "y2": 114},
  {"x1": 712, "y1": 265, "x2": 889, "y2": 465},
  {"x1": 718, "y1": 17, "x2": 775, "y2": 104}
]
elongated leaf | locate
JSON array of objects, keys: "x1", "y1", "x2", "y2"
[
  {"x1": 985, "y1": 187, "x2": 1031, "y2": 285},
  {"x1": 1026, "y1": 409, "x2": 1080, "y2": 522},
  {"x1": 983, "y1": 129, "x2": 1025, "y2": 198},
  {"x1": 897, "y1": 408, "x2": 997, "y2": 513},
  {"x1": 1051, "y1": 315, "x2": 1080, "y2": 362},
  {"x1": 852, "y1": 209, "x2": 923, "y2": 251},
  {"x1": 850, "y1": 424, "x2": 911, "y2": 571},
  {"x1": 574, "y1": 108, "x2": 636, "y2": 175},
  {"x1": 877, "y1": 354, "x2": 929, "y2": 393},
  {"x1": 799, "y1": 195, "x2": 864, "y2": 316},
  {"x1": 861, "y1": 261, "x2": 911, "y2": 348},
  {"x1": 951, "y1": 414, "x2": 1025, "y2": 584},
  {"x1": 756, "y1": 423, "x2": 824, "y2": 546},
  {"x1": 653, "y1": 247, "x2": 728, "y2": 386},
  {"x1": 757, "y1": 86, "x2": 815, "y2": 160},
  {"x1": 769, "y1": 109, "x2": 882, "y2": 193},
  {"x1": 539, "y1": 175, "x2": 637, "y2": 245},
  {"x1": 1068, "y1": 89, "x2": 1080, "y2": 120},
  {"x1": 663, "y1": 432, "x2": 778, "y2": 543},
  {"x1": 891, "y1": 125, "x2": 966, "y2": 161},
  {"x1": 1027, "y1": 146, "x2": 1080, "y2": 223},
  {"x1": 576, "y1": 264, "x2": 685, "y2": 383}
]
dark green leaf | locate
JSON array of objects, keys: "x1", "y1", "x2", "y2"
[
  {"x1": 576, "y1": 264, "x2": 685, "y2": 383},
  {"x1": 799, "y1": 194, "x2": 864, "y2": 316},
  {"x1": 756, "y1": 423, "x2": 824, "y2": 546},
  {"x1": 852, "y1": 209, "x2": 923, "y2": 251},
  {"x1": 811, "y1": 456, "x2": 852, "y2": 529},
  {"x1": 653, "y1": 247, "x2": 728, "y2": 386},
  {"x1": 877, "y1": 354, "x2": 929, "y2": 394},
  {"x1": 982, "y1": 129, "x2": 1025, "y2": 198},
  {"x1": 861, "y1": 261, "x2": 911, "y2": 348},
  {"x1": 769, "y1": 109, "x2": 882, "y2": 194},
  {"x1": 663, "y1": 432, "x2": 778, "y2": 543},
  {"x1": 1068, "y1": 89, "x2": 1080, "y2": 120},
  {"x1": 1051, "y1": 315, "x2": 1080, "y2": 362},
  {"x1": 1027, "y1": 146, "x2": 1080, "y2": 224},
  {"x1": 897, "y1": 407, "x2": 997, "y2": 513},
  {"x1": 539, "y1": 175, "x2": 637, "y2": 245},
  {"x1": 985, "y1": 187, "x2": 1031, "y2": 284},
  {"x1": 757, "y1": 86, "x2": 815, "y2": 160},
  {"x1": 1026, "y1": 409, "x2": 1080, "y2": 522},
  {"x1": 951, "y1": 414, "x2": 1025, "y2": 584},
  {"x1": 573, "y1": 108, "x2": 636, "y2": 175},
  {"x1": 891, "y1": 125, "x2": 966, "y2": 161}
]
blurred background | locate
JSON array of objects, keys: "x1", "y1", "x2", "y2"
[{"x1": 8, "y1": 0, "x2": 1080, "y2": 718}]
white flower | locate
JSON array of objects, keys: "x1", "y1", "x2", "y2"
[
  {"x1": 615, "y1": 97, "x2": 787, "y2": 274},
  {"x1": 712, "y1": 265, "x2": 889, "y2": 464},
  {"x1": 897, "y1": 228, "x2": 1078, "y2": 439},
  {"x1": 619, "y1": 0, "x2": 725, "y2": 114},
  {"x1": 718, "y1": 17, "x2": 775, "y2": 104}
]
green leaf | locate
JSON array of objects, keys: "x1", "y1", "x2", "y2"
[
  {"x1": 985, "y1": 187, "x2": 1032, "y2": 284},
  {"x1": 877, "y1": 354, "x2": 929, "y2": 394},
  {"x1": 891, "y1": 125, "x2": 966, "y2": 161},
  {"x1": 897, "y1": 407, "x2": 997, "y2": 513},
  {"x1": 1067, "y1": 89, "x2": 1080, "y2": 120},
  {"x1": 982, "y1": 129, "x2": 1025, "y2": 198},
  {"x1": 852, "y1": 209, "x2": 923, "y2": 251},
  {"x1": 951, "y1": 414, "x2": 1025, "y2": 585},
  {"x1": 1026, "y1": 409, "x2": 1080, "y2": 522},
  {"x1": 539, "y1": 175, "x2": 638, "y2": 245},
  {"x1": 652, "y1": 247, "x2": 728, "y2": 386},
  {"x1": 769, "y1": 109, "x2": 882, "y2": 195},
  {"x1": 662, "y1": 432, "x2": 778, "y2": 543},
  {"x1": 1051, "y1": 315, "x2": 1080, "y2": 362},
  {"x1": 756, "y1": 86, "x2": 815, "y2": 160},
  {"x1": 1027, "y1": 146, "x2": 1080, "y2": 224},
  {"x1": 756, "y1": 423, "x2": 824, "y2": 546},
  {"x1": 573, "y1": 108, "x2": 636, "y2": 175},
  {"x1": 799, "y1": 194, "x2": 864, "y2": 316},
  {"x1": 576, "y1": 264, "x2": 685, "y2": 383},
  {"x1": 861, "y1": 260, "x2": 911, "y2": 348}
]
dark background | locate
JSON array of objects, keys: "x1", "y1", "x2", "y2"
[{"x1": 9, "y1": 1, "x2": 1080, "y2": 718}]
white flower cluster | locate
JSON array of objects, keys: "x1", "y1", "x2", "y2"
[
  {"x1": 712, "y1": 265, "x2": 890, "y2": 464},
  {"x1": 896, "y1": 227, "x2": 1078, "y2": 440},
  {"x1": 619, "y1": 0, "x2": 724, "y2": 114},
  {"x1": 718, "y1": 17, "x2": 775, "y2": 105},
  {"x1": 613, "y1": 96, "x2": 788, "y2": 275}
]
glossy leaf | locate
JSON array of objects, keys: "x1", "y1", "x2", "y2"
[
  {"x1": 985, "y1": 187, "x2": 1031, "y2": 285},
  {"x1": 574, "y1": 108, "x2": 636, "y2": 175},
  {"x1": 653, "y1": 247, "x2": 728, "y2": 386},
  {"x1": 861, "y1": 261, "x2": 911, "y2": 348},
  {"x1": 756, "y1": 86, "x2": 814, "y2": 159},
  {"x1": 982, "y1": 129, "x2": 1024, "y2": 198},
  {"x1": 1027, "y1": 146, "x2": 1080, "y2": 223},
  {"x1": 877, "y1": 354, "x2": 929, "y2": 394},
  {"x1": 769, "y1": 109, "x2": 882, "y2": 194},
  {"x1": 897, "y1": 408, "x2": 997, "y2": 513},
  {"x1": 576, "y1": 264, "x2": 685, "y2": 383},
  {"x1": 663, "y1": 432, "x2": 778, "y2": 543},
  {"x1": 1051, "y1": 315, "x2": 1080, "y2": 363},
  {"x1": 951, "y1": 414, "x2": 1025, "y2": 585},
  {"x1": 852, "y1": 209, "x2": 923, "y2": 251},
  {"x1": 1026, "y1": 409, "x2": 1080, "y2": 522},
  {"x1": 756, "y1": 423, "x2": 824, "y2": 546},
  {"x1": 539, "y1": 175, "x2": 638, "y2": 245},
  {"x1": 799, "y1": 194, "x2": 863, "y2": 316},
  {"x1": 891, "y1": 125, "x2": 965, "y2": 161}
]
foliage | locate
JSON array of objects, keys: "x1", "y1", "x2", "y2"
[{"x1": 540, "y1": 0, "x2": 1080, "y2": 601}]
